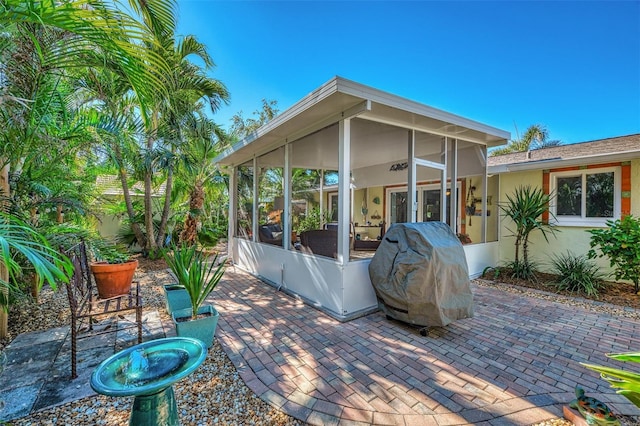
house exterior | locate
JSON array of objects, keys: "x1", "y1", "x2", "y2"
[
  {"x1": 488, "y1": 133, "x2": 640, "y2": 275},
  {"x1": 95, "y1": 175, "x2": 167, "y2": 240},
  {"x1": 214, "y1": 76, "x2": 509, "y2": 321}
]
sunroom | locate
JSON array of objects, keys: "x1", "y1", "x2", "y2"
[{"x1": 215, "y1": 77, "x2": 510, "y2": 321}]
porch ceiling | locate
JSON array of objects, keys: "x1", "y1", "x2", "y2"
[{"x1": 214, "y1": 76, "x2": 510, "y2": 168}]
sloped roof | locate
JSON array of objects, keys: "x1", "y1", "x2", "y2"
[
  {"x1": 96, "y1": 175, "x2": 166, "y2": 197},
  {"x1": 214, "y1": 76, "x2": 510, "y2": 167},
  {"x1": 488, "y1": 133, "x2": 640, "y2": 172}
]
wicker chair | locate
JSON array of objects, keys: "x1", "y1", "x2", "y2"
[
  {"x1": 62, "y1": 241, "x2": 143, "y2": 379},
  {"x1": 258, "y1": 224, "x2": 284, "y2": 246},
  {"x1": 299, "y1": 230, "x2": 338, "y2": 258}
]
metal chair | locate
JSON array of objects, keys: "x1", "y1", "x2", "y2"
[{"x1": 62, "y1": 241, "x2": 142, "y2": 379}]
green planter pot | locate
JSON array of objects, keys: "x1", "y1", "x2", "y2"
[
  {"x1": 163, "y1": 284, "x2": 191, "y2": 315},
  {"x1": 172, "y1": 305, "x2": 219, "y2": 349}
]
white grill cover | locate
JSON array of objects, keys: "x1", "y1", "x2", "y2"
[{"x1": 368, "y1": 222, "x2": 474, "y2": 327}]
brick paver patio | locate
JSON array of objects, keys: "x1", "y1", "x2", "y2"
[{"x1": 212, "y1": 269, "x2": 640, "y2": 425}]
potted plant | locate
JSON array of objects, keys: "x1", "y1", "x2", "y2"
[
  {"x1": 163, "y1": 244, "x2": 225, "y2": 348},
  {"x1": 89, "y1": 244, "x2": 138, "y2": 299},
  {"x1": 163, "y1": 283, "x2": 191, "y2": 314}
]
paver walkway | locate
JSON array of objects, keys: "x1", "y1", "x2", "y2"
[
  {"x1": 214, "y1": 269, "x2": 640, "y2": 425},
  {"x1": 0, "y1": 311, "x2": 166, "y2": 422}
]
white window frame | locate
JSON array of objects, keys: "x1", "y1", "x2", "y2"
[{"x1": 549, "y1": 166, "x2": 621, "y2": 227}]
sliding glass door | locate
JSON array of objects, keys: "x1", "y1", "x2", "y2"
[{"x1": 387, "y1": 184, "x2": 458, "y2": 226}]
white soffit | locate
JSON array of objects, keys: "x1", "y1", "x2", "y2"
[{"x1": 215, "y1": 76, "x2": 510, "y2": 167}]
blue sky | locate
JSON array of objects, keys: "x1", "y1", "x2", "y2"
[{"x1": 176, "y1": 1, "x2": 639, "y2": 144}]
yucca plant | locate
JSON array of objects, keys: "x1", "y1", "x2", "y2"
[
  {"x1": 550, "y1": 251, "x2": 605, "y2": 296},
  {"x1": 583, "y1": 352, "x2": 640, "y2": 408},
  {"x1": 500, "y1": 185, "x2": 558, "y2": 279},
  {"x1": 163, "y1": 244, "x2": 225, "y2": 320}
]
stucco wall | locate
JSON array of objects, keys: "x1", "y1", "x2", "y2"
[
  {"x1": 631, "y1": 159, "x2": 640, "y2": 216},
  {"x1": 498, "y1": 159, "x2": 639, "y2": 277}
]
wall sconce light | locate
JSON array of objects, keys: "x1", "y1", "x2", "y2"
[{"x1": 389, "y1": 162, "x2": 408, "y2": 172}]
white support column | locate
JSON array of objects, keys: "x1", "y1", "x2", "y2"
[
  {"x1": 252, "y1": 156, "x2": 259, "y2": 243},
  {"x1": 441, "y1": 137, "x2": 448, "y2": 226},
  {"x1": 320, "y1": 169, "x2": 325, "y2": 228},
  {"x1": 482, "y1": 145, "x2": 488, "y2": 243},
  {"x1": 228, "y1": 166, "x2": 237, "y2": 261},
  {"x1": 408, "y1": 130, "x2": 417, "y2": 223},
  {"x1": 283, "y1": 143, "x2": 291, "y2": 249},
  {"x1": 449, "y1": 138, "x2": 458, "y2": 233},
  {"x1": 338, "y1": 119, "x2": 351, "y2": 265}
]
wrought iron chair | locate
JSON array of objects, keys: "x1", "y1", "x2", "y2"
[{"x1": 62, "y1": 241, "x2": 143, "y2": 379}]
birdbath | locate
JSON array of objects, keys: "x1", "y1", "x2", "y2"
[{"x1": 91, "y1": 337, "x2": 207, "y2": 426}]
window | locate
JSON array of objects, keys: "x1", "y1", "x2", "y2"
[
  {"x1": 328, "y1": 192, "x2": 339, "y2": 222},
  {"x1": 550, "y1": 167, "x2": 620, "y2": 226}
]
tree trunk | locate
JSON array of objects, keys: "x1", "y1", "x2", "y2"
[
  {"x1": 179, "y1": 179, "x2": 204, "y2": 246},
  {"x1": 118, "y1": 164, "x2": 146, "y2": 249},
  {"x1": 155, "y1": 164, "x2": 173, "y2": 248},
  {"x1": 143, "y1": 111, "x2": 159, "y2": 256},
  {"x1": 514, "y1": 234, "x2": 521, "y2": 264},
  {"x1": 0, "y1": 163, "x2": 9, "y2": 338},
  {"x1": 143, "y1": 168, "x2": 156, "y2": 256}
]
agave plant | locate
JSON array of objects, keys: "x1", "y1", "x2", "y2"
[
  {"x1": 583, "y1": 352, "x2": 640, "y2": 408},
  {"x1": 163, "y1": 244, "x2": 225, "y2": 320}
]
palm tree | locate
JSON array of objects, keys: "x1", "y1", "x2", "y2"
[
  {"x1": 0, "y1": 0, "x2": 176, "y2": 337},
  {"x1": 491, "y1": 124, "x2": 562, "y2": 156},
  {"x1": 139, "y1": 30, "x2": 229, "y2": 256},
  {"x1": 174, "y1": 117, "x2": 227, "y2": 246}
]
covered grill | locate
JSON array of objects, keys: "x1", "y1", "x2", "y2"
[{"x1": 368, "y1": 222, "x2": 474, "y2": 328}]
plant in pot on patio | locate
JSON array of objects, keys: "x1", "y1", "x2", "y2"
[
  {"x1": 89, "y1": 243, "x2": 138, "y2": 299},
  {"x1": 163, "y1": 244, "x2": 225, "y2": 348}
]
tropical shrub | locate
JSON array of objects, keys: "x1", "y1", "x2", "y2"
[
  {"x1": 503, "y1": 259, "x2": 540, "y2": 282},
  {"x1": 588, "y1": 215, "x2": 640, "y2": 293},
  {"x1": 0, "y1": 214, "x2": 72, "y2": 309},
  {"x1": 549, "y1": 251, "x2": 604, "y2": 296}
]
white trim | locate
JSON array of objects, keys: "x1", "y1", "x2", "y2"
[{"x1": 549, "y1": 166, "x2": 621, "y2": 227}]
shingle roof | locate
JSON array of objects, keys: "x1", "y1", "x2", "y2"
[
  {"x1": 488, "y1": 133, "x2": 640, "y2": 167},
  {"x1": 96, "y1": 175, "x2": 166, "y2": 197}
]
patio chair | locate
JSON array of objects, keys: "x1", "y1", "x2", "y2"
[
  {"x1": 258, "y1": 224, "x2": 284, "y2": 246},
  {"x1": 300, "y1": 230, "x2": 338, "y2": 258},
  {"x1": 324, "y1": 222, "x2": 355, "y2": 250},
  {"x1": 62, "y1": 241, "x2": 143, "y2": 379}
]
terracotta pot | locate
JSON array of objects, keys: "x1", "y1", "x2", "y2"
[{"x1": 90, "y1": 259, "x2": 138, "y2": 298}]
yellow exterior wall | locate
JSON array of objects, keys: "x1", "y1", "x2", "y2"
[
  {"x1": 498, "y1": 170, "x2": 545, "y2": 265},
  {"x1": 498, "y1": 159, "x2": 640, "y2": 277},
  {"x1": 631, "y1": 159, "x2": 640, "y2": 216}
]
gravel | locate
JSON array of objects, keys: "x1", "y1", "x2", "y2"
[{"x1": 1, "y1": 259, "x2": 639, "y2": 425}]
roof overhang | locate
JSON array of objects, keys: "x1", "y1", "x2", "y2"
[
  {"x1": 488, "y1": 149, "x2": 640, "y2": 174},
  {"x1": 214, "y1": 76, "x2": 510, "y2": 167}
]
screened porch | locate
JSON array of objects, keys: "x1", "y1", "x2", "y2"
[{"x1": 215, "y1": 77, "x2": 509, "y2": 320}]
